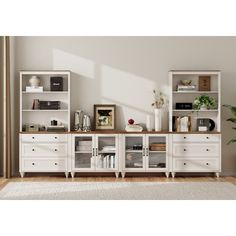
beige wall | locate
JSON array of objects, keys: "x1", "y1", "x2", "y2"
[{"x1": 13, "y1": 36, "x2": 236, "y2": 175}]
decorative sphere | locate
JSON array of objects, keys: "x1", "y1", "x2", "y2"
[
  {"x1": 128, "y1": 119, "x2": 134, "y2": 125},
  {"x1": 29, "y1": 76, "x2": 40, "y2": 87}
]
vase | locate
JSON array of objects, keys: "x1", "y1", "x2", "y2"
[
  {"x1": 146, "y1": 115, "x2": 152, "y2": 131},
  {"x1": 154, "y1": 108, "x2": 162, "y2": 131},
  {"x1": 29, "y1": 76, "x2": 40, "y2": 87},
  {"x1": 200, "y1": 104, "x2": 208, "y2": 111}
]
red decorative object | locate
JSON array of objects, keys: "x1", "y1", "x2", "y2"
[{"x1": 128, "y1": 119, "x2": 134, "y2": 125}]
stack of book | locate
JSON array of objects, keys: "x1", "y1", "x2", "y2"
[
  {"x1": 150, "y1": 143, "x2": 166, "y2": 151},
  {"x1": 176, "y1": 85, "x2": 196, "y2": 91}
]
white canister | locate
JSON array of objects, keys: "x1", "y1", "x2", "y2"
[
  {"x1": 154, "y1": 108, "x2": 162, "y2": 131},
  {"x1": 146, "y1": 115, "x2": 152, "y2": 131}
]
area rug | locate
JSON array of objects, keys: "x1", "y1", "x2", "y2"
[{"x1": 0, "y1": 181, "x2": 236, "y2": 200}]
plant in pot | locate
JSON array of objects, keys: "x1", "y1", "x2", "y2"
[
  {"x1": 193, "y1": 95, "x2": 217, "y2": 110},
  {"x1": 151, "y1": 90, "x2": 167, "y2": 131},
  {"x1": 223, "y1": 104, "x2": 236, "y2": 144}
]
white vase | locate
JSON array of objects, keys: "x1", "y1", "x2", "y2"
[
  {"x1": 146, "y1": 115, "x2": 152, "y2": 131},
  {"x1": 154, "y1": 108, "x2": 162, "y2": 131}
]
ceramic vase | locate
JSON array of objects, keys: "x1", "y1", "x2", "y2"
[
  {"x1": 146, "y1": 115, "x2": 152, "y2": 131},
  {"x1": 154, "y1": 108, "x2": 162, "y2": 131},
  {"x1": 29, "y1": 76, "x2": 40, "y2": 87}
]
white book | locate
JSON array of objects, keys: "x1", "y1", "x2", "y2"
[
  {"x1": 103, "y1": 156, "x2": 106, "y2": 169},
  {"x1": 26, "y1": 86, "x2": 43, "y2": 92},
  {"x1": 110, "y1": 155, "x2": 113, "y2": 169}
]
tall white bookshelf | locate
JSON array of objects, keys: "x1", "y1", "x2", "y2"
[
  {"x1": 20, "y1": 70, "x2": 71, "y2": 132},
  {"x1": 169, "y1": 70, "x2": 221, "y2": 132}
]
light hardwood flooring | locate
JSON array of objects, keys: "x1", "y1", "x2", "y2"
[{"x1": 1, "y1": 176, "x2": 236, "y2": 191}]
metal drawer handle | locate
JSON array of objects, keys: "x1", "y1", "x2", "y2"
[
  {"x1": 54, "y1": 163, "x2": 58, "y2": 166},
  {"x1": 32, "y1": 148, "x2": 35, "y2": 151},
  {"x1": 32, "y1": 137, "x2": 35, "y2": 139},
  {"x1": 184, "y1": 148, "x2": 187, "y2": 151},
  {"x1": 54, "y1": 137, "x2": 58, "y2": 139},
  {"x1": 184, "y1": 137, "x2": 187, "y2": 139},
  {"x1": 206, "y1": 163, "x2": 209, "y2": 166},
  {"x1": 54, "y1": 149, "x2": 58, "y2": 151},
  {"x1": 184, "y1": 163, "x2": 187, "y2": 165},
  {"x1": 32, "y1": 163, "x2": 35, "y2": 166},
  {"x1": 206, "y1": 137, "x2": 209, "y2": 139},
  {"x1": 206, "y1": 149, "x2": 209, "y2": 152}
]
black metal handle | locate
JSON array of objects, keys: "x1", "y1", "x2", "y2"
[
  {"x1": 32, "y1": 137, "x2": 35, "y2": 139},
  {"x1": 206, "y1": 163, "x2": 209, "y2": 165},
  {"x1": 32, "y1": 148, "x2": 35, "y2": 151},
  {"x1": 184, "y1": 163, "x2": 187, "y2": 165},
  {"x1": 184, "y1": 137, "x2": 187, "y2": 139},
  {"x1": 206, "y1": 149, "x2": 209, "y2": 152},
  {"x1": 54, "y1": 137, "x2": 58, "y2": 139},
  {"x1": 206, "y1": 137, "x2": 209, "y2": 139},
  {"x1": 32, "y1": 163, "x2": 35, "y2": 165},
  {"x1": 55, "y1": 163, "x2": 58, "y2": 165},
  {"x1": 184, "y1": 148, "x2": 187, "y2": 151},
  {"x1": 55, "y1": 149, "x2": 58, "y2": 151}
]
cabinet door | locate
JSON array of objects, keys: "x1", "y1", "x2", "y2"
[
  {"x1": 123, "y1": 134, "x2": 146, "y2": 171},
  {"x1": 72, "y1": 134, "x2": 95, "y2": 171},
  {"x1": 146, "y1": 134, "x2": 168, "y2": 171},
  {"x1": 95, "y1": 134, "x2": 118, "y2": 170}
]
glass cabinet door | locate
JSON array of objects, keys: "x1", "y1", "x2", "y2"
[
  {"x1": 146, "y1": 135, "x2": 167, "y2": 170},
  {"x1": 73, "y1": 136, "x2": 95, "y2": 170},
  {"x1": 96, "y1": 135, "x2": 117, "y2": 170},
  {"x1": 124, "y1": 135, "x2": 145, "y2": 170}
]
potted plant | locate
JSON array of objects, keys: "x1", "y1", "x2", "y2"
[
  {"x1": 223, "y1": 104, "x2": 236, "y2": 144},
  {"x1": 193, "y1": 95, "x2": 217, "y2": 110},
  {"x1": 151, "y1": 90, "x2": 167, "y2": 131}
]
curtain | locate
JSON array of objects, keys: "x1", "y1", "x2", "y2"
[{"x1": 0, "y1": 36, "x2": 11, "y2": 178}]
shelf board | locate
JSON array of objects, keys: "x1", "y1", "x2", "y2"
[
  {"x1": 149, "y1": 151, "x2": 166, "y2": 153},
  {"x1": 172, "y1": 109, "x2": 218, "y2": 112},
  {"x1": 173, "y1": 91, "x2": 218, "y2": 94},
  {"x1": 75, "y1": 151, "x2": 92, "y2": 154},
  {"x1": 22, "y1": 109, "x2": 68, "y2": 112},
  {"x1": 126, "y1": 150, "x2": 143, "y2": 153},
  {"x1": 22, "y1": 91, "x2": 68, "y2": 94}
]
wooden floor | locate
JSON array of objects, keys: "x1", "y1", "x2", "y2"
[{"x1": 1, "y1": 176, "x2": 236, "y2": 191}]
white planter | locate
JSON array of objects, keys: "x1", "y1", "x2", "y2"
[
  {"x1": 154, "y1": 108, "x2": 162, "y2": 131},
  {"x1": 146, "y1": 115, "x2": 152, "y2": 131}
]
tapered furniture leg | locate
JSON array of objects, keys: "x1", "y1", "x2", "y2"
[
  {"x1": 65, "y1": 172, "x2": 69, "y2": 178},
  {"x1": 71, "y1": 172, "x2": 75, "y2": 178},
  {"x1": 121, "y1": 172, "x2": 126, "y2": 178},
  {"x1": 115, "y1": 172, "x2": 119, "y2": 178},
  {"x1": 20, "y1": 172, "x2": 25, "y2": 178},
  {"x1": 171, "y1": 172, "x2": 175, "y2": 178},
  {"x1": 165, "y1": 172, "x2": 170, "y2": 178},
  {"x1": 215, "y1": 172, "x2": 220, "y2": 178}
]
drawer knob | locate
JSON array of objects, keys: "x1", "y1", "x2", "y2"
[
  {"x1": 184, "y1": 137, "x2": 187, "y2": 139},
  {"x1": 206, "y1": 163, "x2": 209, "y2": 166},
  {"x1": 206, "y1": 149, "x2": 209, "y2": 152},
  {"x1": 206, "y1": 137, "x2": 209, "y2": 139},
  {"x1": 32, "y1": 149, "x2": 35, "y2": 151},
  {"x1": 184, "y1": 148, "x2": 187, "y2": 151},
  {"x1": 54, "y1": 149, "x2": 58, "y2": 151},
  {"x1": 32, "y1": 163, "x2": 35, "y2": 165},
  {"x1": 54, "y1": 163, "x2": 58, "y2": 165},
  {"x1": 54, "y1": 137, "x2": 58, "y2": 139},
  {"x1": 184, "y1": 163, "x2": 187, "y2": 165},
  {"x1": 32, "y1": 137, "x2": 35, "y2": 139}
]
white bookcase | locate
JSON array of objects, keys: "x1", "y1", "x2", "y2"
[
  {"x1": 20, "y1": 70, "x2": 71, "y2": 131},
  {"x1": 169, "y1": 70, "x2": 221, "y2": 178}
]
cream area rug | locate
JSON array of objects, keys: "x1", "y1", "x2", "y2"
[{"x1": 0, "y1": 181, "x2": 236, "y2": 200}]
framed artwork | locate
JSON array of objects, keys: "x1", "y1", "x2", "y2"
[{"x1": 94, "y1": 104, "x2": 116, "y2": 130}]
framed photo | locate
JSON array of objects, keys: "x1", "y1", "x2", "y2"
[{"x1": 94, "y1": 104, "x2": 116, "y2": 130}]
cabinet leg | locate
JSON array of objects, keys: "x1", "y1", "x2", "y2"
[
  {"x1": 65, "y1": 172, "x2": 69, "y2": 178},
  {"x1": 215, "y1": 172, "x2": 220, "y2": 178},
  {"x1": 171, "y1": 172, "x2": 175, "y2": 178},
  {"x1": 115, "y1": 172, "x2": 119, "y2": 178},
  {"x1": 71, "y1": 172, "x2": 75, "y2": 178},
  {"x1": 121, "y1": 172, "x2": 126, "y2": 178},
  {"x1": 165, "y1": 172, "x2": 170, "y2": 178},
  {"x1": 20, "y1": 172, "x2": 25, "y2": 178}
]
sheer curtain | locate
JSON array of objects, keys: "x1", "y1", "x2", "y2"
[{"x1": 0, "y1": 36, "x2": 11, "y2": 178}]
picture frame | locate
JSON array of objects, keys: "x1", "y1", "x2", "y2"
[{"x1": 94, "y1": 104, "x2": 116, "y2": 130}]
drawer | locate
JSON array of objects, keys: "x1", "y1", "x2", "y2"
[
  {"x1": 21, "y1": 134, "x2": 67, "y2": 143},
  {"x1": 22, "y1": 158, "x2": 66, "y2": 171},
  {"x1": 173, "y1": 134, "x2": 220, "y2": 143},
  {"x1": 173, "y1": 158, "x2": 219, "y2": 172},
  {"x1": 173, "y1": 143, "x2": 219, "y2": 157},
  {"x1": 22, "y1": 143, "x2": 67, "y2": 157}
]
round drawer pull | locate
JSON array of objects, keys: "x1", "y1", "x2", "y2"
[
  {"x1": 32, "y1": 149, "x2": 35, "y2": 151},
  {"x1": 184, "y1": 163, "x2": 187, "y2": 165},
  {"x1": 206, "y1": 163, "x2": 209, "y2": 166},
  {"x1": 206, "y1": 149, "x2": 209, "y2": 152},
  {"x1": 54, "y1": 137, "x2": 58, "y2": 139},
  {"x1": 206, "y1": 137, "x2": 209, "y2": 139},
  {"x1": 184, "y1": 148, "x2": 187, "y2": 151},
  {"x1": 32, "y1": 137, "x2": 35, "y2": 139},
  {"x1": 54, "y1": 149, "x2": 58, "y2": 151},
  {"x1": 184, "y1": 137, "x2": 187, "y2": 139},
  {"x1": 54, "y1": 163, "x2": 58, "y2": 166},
  {"x1": 32, "y1": 163, "x2": 35, "y2": 166}
]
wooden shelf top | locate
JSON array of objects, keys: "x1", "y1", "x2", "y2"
[{"x1": 19, "y1": 130, "x2": 221, "y2": 134}]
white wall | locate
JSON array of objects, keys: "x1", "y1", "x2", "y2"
[{"x1": 13, "y1": 36, "x2": 236, "y2": 175}]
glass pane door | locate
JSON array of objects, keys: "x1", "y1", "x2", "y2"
[
  {"x1": 74, "y1": 136, "x2": 94, "y2": 170},
  {"x1": 125, "y1": 136, "x2": 144, "y2": 169},
  {"x1": 96, "y1": 136, "x2": 117, "y2": 170},
  {"x1": 147, "y1": 136, "x2": 167, "y2": 170}
]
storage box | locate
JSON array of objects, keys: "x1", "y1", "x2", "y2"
[{"x1": 50, "y1": 77, "x2": 63, "y2": 91}]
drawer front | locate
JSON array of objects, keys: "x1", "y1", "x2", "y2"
[
  {"x1": 173, "y1": 134, "x2": 220, "y2": 143},
  {"x1": 173, "y1": 158, "x2": 219, "y2": 172},
  {"x1": 22, "y1": 144, "x2": 67, "y2": 157},
  {"x1": 173, "y1": 143, "x2": 219, "y2": 157},
  {"x1": 22, "y1": 158, "x2": 66, "y2": 171},
  {"x1": 21, "y1": 134, "x2": 67, "y2": 143}
]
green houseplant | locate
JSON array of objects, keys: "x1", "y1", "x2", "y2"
[
  {"x1": 223, "y1": 104, "x2": 236, "y2": 144},
  {"x1": 193, "y1": 95, "x2": 217, "y2": 110}
]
